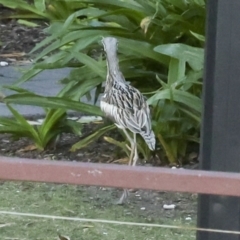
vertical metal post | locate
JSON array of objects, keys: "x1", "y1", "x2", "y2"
[{"x1": 197, "y1": 1, "x2": 240, "y2": 240}]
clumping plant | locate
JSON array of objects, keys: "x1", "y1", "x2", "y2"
[
  {"x1": 0, "y1": 104, "x2": 82, "y2": 150},
  {"x1": 1, "y1": 0, "x2": 205, "y2": 163},
  {"x1": 0, "y1": 0, "x2": 87, "y2": 24}
]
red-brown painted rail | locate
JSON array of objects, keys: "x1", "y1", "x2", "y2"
[{"x1": 0, "y1": 156, "x2": 240, "y2": 197}]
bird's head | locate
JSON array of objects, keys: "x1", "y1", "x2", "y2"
[{"x1": 102, "y1": 37, "x2": 118, "y2": 53}]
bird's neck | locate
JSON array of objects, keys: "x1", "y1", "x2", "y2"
[
  {"x1": 105, "y1": 51, "x2": 126, "y2": 90},
  {"x1": 105, "y1": 51, "x2": 121, "y2": 76}
]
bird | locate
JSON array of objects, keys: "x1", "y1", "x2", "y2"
[{"x1": 100, "y1": 37, "x2": 156, "y2": 204}]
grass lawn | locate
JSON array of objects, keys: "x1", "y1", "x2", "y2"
[{"x1": 0, "y1": 181, "x2": 196, "y2": 239}]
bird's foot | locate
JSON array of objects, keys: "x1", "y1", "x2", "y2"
[
  {"x1": 115, "y1": 189, "x2": 129, "y2": 205},
  {"x1": 132, "y1": 155, "x2": 139, "y2": 166}
]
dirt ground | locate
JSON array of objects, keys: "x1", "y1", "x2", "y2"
[
  {"x1": 0, "y1": 6, "x2": 198, "y2": 239},
  {"x1": 0, "y1": 122, "x2": 126, "y2": 163},
  {"x1": 0, "y1": 6, "x2": 47, "y2": 62}
]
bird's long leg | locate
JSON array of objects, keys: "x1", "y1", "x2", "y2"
[
  {"x1": 122, "y1": 128, "x2": 134, "y2": 166},
  {"x1": 117, "y1": 189, "x2": 130, "y2": 205},
  {"x1": 132, "y1": 133, "x2": 139, "y2": 166},
  {"x1": 116, "y1": 128, "x2": 134, "y2": 204}
]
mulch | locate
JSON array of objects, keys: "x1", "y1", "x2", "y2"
[{"x1": 0, "y1": 6, "x2": 47, "y2": 62}]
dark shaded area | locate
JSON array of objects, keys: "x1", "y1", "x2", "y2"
[
  {"x1": 0, "y1": 6, "x2": 46, "y2": 60},
  {"x1": 197, "y1": 1, "x2": 240, "y2": 240}
]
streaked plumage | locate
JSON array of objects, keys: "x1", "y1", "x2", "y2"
[
  {"x1": 100, "y1": 37, "x2": 155, "y2": 151},
  {"x1": 100, "y1": 37, "x2": 156, "y2": 203},
  {"x1": 100, "y1": 37, "x2": 155, "y2": 204}
]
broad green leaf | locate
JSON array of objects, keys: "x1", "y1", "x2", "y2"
[
  {"x1": 33, "y1": 30, "x2": 104, "y2": 62},
  {"x1": 190, "y1": 31, "x2": 205, "y2": 42},
  {"x1": 3, "y1": 85, "x2": 34, "y2": 94},
  {"x1": 170, "y1": 0, "x2": 188, "y2": 10},
  {"x1": 4, "y1": 94, "x2": 103, "y2": 116},
  {"x1": 69, "y1": 35, "x2": 100, "y2": 55},
  {"x1": 13, "y1": 52, "x2": 67, "y2": 85},
  {"x1": 0, "y1": 125, "x2": 31, "y2": 135},
  {"x1": 34, "y1": 0, "x2": 46, "y2": 12},
  {"x1": 17, "y1": 19, "x2": 39, "y2": 27},
  {"x1": 73, "y1": 52, "x2": 105, "y2": 79},
  {"x1": 30, "y1": 34, "x2": 56, "y2": 54},
  {"x1": 13, "y1": 68, "x2": 43, "y2": 86},
  {"x1": 167, "y1": 58, "x2": 185, "y2": 85},
  {"x1": 178, "y1": 70, "x2": 203, "y2": 91},
  {"x1": 62, "y1": 75, "x2": 103, "y2": 100},
  {"x1": 157, "y1": 133, "x2": 176, "y2": 163},
  {"x1": 39, "y1": 109, "x2": 66, "y2": 139},
  {"x1": 104, "y1": 136, "x2": 129, "y2": 156},
  {"x1": 60, "y1": 8, "x2": 106, "y2": 36},
  {"x1": 156, "y1": 75, "x2": 168, "y2": 89},
  {"x1": 147, "y1": 88, "x2": 202, "y2": 114},
  {"x1": 182, "y1": 7, "x2": 205, "y2": 19},
  {"x1": 78, "y1": 0, "x2": 143, "y2": 12},
  {"x1": 71, "y1": 124, "x2": 116, "y2": 151},
  {"x1": 1, "y1": 13, "x2": 45, "y2": 19},
  {"x1": 7, "y1": 104, "x2": 32, "y2": 129},
  {"x1": 178, "y1": 106, "x2": 201, "y2": 123},
  {"x1": 33, "y1": 51, "x2": 69, "y2": 69},
  {"x1": 6, "y1": 104, "x2": 41, "y2": 145},
  {"x1": 0, "y1": 0, "x2": 48, "y2": 18},
  {"x1": 154, "y1": 43, "x2": 204, "y2": 71},
  {"x1": 193, "y1": 0, "x2": 205, "y2": 6},
  {"x1": 119, "y1": 38, "x2": 169, "y2": 66},
  {"x1": 64, "y1": 119, "x2": 82, "y2": 136},
  {"x1": 0, "y1": 117, "x2": 20, "y2": 126}
]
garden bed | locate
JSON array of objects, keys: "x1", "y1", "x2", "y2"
[{"x1": 0, "y1": 6, "x2": 198, "y2": 239}]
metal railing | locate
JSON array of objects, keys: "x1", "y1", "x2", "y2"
[{"x1": 0, "y1": 156, "x2": 240, "y2": 197}]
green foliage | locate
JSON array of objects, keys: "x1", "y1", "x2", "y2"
[
  {"x1": 4, "y1": 92, "x2": 103, "y2": 116},
  {"x1": 1, "y1": 0, "x2": 206, "y2": 162},
  {"x1": 0, "y1": 104, "x2": 82, "y2": 150},
  {"x1": 71, "y1": 124, "x2": 116, "y2": 152},
  {"x1": 0, "y1": 0, "x2": 86, "y2": 21},
  {"x1": 2, "y1": 85, "x2": 102, "y2": 151},
  {"x1": 148, "y1": 43, "x2": 203, "y2": 163},
  {"x1": 103, "y1": 136, "x2": 130, "y2": 157}
]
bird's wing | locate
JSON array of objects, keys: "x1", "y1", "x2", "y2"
[{"x1": 110, "y1": 83, "x2": 152, "y2": 134}]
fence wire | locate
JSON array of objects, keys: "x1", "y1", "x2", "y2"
[
  {"x1": 1, "y1": 157, "x2": 240, "y2": 238},
  {"x1": 1, "y1": 210, "x2": 240, "y2": 236}
]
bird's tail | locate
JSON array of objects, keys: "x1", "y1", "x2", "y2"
[{"x1": 140, "y1": 130, "x2": 156, "y2": 151}]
